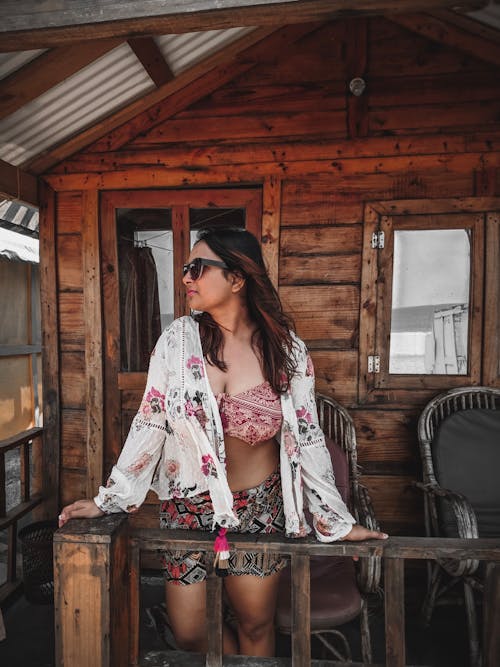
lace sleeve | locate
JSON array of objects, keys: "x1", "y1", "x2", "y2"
[
  {"x1": 94, "y1": 333, "x2": 170, "y2": 514},
  {"x1": 289, "y1": 336, "x2": 355, "y2": 541}
]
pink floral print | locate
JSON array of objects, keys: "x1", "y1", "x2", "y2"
[
  {"x1": 187, "y1": 355, "x2": 204, "y2": 380},
  {"x1": 126, "y1": 452, "x2": 153, "y2": 475},
  {"x1": 201, "y1": 453, "x2": 218, "y2": 479},
  {"x1": 140, "y1": 386, "x2": 165, "y2": 419},
  {"x1": 165, "y1": 459, "x2": 180, "y2": 478}
]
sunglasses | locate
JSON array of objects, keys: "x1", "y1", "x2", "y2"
[{"x1": 182, "y1": 257, "x2": 228, "y2": 281}]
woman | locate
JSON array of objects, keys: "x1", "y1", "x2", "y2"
[{"x1": 59, "y1": 227, "x2": 387, "y2": 657}]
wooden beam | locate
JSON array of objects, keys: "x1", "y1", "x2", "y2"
[
  {"x1": 127, "y1": 37, "x2": 174, "y2": 87},
  {"x1": 0, "y1": 0, "x2": 487, "y2": 50},
  {"x1": 0, "y1": 40, "x2": 122, "y2": 121},
  {"x1": 24, "y1": 24, "x2": 316, "y2": 174},
  {"x1": 0, "y1": 158, "x2": 38, "y2": 206},
  {"x1": 39, "y1": 181, "x2": 60, "y2": 519},
  {"x1": 390, "y1": 11, "x2": 500, "y2": 68}
]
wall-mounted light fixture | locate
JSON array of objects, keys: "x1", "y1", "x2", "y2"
[{"x1": 349, "y1": 77, "x2": 366, "y2": 96}]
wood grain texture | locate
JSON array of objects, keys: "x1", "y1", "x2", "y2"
[
  {"x1": 82, "y1": 190, "x2": 104, "y2": 493},
  {"x1": 261, "y1": 175, "x2": 281, "y2": 288}
]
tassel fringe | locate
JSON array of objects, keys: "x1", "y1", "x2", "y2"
[{"x1": 214, "y1": 527, "x2": 230, "y2": 577}]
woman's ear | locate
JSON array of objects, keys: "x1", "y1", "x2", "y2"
[{"x1": 231, "y1": 272, "x2": 246, "y2": 293}]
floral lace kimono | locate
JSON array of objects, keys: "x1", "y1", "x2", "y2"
[{"x1": 95, "y1": 316, "x2": 355, "y2": 541}]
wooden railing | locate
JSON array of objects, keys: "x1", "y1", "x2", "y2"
[
  {"x1": 54, "y1": 515, "x2": 500, "y2": 667},
  {"x1": 0, "y1": 426, "x2": 43, "y2": 604}
]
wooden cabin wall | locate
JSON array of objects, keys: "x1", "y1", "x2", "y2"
[{"x1": 43, "y1": 17, "x2": 500, "y2": 534}]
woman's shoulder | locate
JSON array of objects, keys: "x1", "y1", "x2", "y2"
[{"x1": 156, "y1": 316, "x2": 198, "y2": 349}]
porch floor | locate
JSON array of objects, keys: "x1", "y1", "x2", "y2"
[{"x1": 0, "y1": 574, "x2": 473, "y2": 667}]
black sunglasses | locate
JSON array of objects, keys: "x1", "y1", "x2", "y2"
[{"x1": 182, "y1": 257, "x2": 228, "y2": 281}]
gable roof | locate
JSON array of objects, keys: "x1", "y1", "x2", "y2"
[{"x1": 0, "y1": 1, "x2": 498, "y2": 183}]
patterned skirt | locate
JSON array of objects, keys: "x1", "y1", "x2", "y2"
[{"x1": 159, "y1": 469, "x2": 287, "y2": 585}]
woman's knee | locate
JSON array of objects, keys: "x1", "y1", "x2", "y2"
[
  {"x1": 173, "y1": 630, "x2": 207, "y2": 653},
  {"x1": 237, "y1": 615, "x2": 274, "y2": 643}
]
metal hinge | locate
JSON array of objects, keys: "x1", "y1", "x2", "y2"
[
  {"x1": 367, "y1": 355, "x2": 380, "y2": 373},
  {"x1": 371, "y1": 231, "x2": 385, "y2": 249}
]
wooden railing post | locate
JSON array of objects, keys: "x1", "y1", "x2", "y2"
[
  {"x1": 385, "y1": 557, "x2": 405, "y2": 667},
  {"x1": 206, "y1": 572, "x2": 223, "y2": 667},
  {"x1": 484, "y1": 562, "x2": 500, "y2": 667},
  {"x1": 53, "y1": 514, "x2": 129, "y2": 667},
  {"x1": 291, "y1": 553, "x2": 311, "y2": 667}
]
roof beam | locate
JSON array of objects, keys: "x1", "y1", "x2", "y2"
[
  {"x1": 25, "y1": 24, "x2": 297, "y2": 173},
  {"x1": 127, "y1": 37, "x2": 174, "y2": 87},
  {"x1": 0, "y1": 0, "x2": 487, "y2": 50},
  {"x1": 0, "y1": 159, "x2": 38, "y2": 207},
  {"x1": 390, "y1": 11, "x2": 500, "y2": 68},
  {"x1": 0, "y1": 39, "x2": 122, "y2": 121}
]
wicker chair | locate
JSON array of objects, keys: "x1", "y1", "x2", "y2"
[
  {"x1": 416, "y1": 386, "x2": 500, "y2": 667},
  {"x1": 276, "y1": 393, "x2": 381, "y2": 663}
]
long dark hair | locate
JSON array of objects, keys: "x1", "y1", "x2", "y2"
[{"x1": 194, "y1": 227, "x2": 297, "y2": 393}]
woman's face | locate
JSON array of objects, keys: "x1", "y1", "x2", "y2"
[{"x1": 183, "y1": 240, "x2": 238, "y2": 312}]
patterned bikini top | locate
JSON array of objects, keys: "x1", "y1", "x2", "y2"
[{"x1": 216, "y1": 380, "x2": 283, "y2": 446}]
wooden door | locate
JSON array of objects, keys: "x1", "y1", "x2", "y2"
[{"x1": 100, "y1": 188, "x2": 262, "y2": 477}]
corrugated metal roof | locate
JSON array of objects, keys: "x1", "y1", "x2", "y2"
[
  {"x1": 0, "y1": 49, "x2": 46, "y2": 79},
  {"x1": 155, "y1": 27, "x2": 253, "y2": 75},
  {"x1": 0, "y1": 43, "x2": 154, "y2": 166},
  {"x1": 0, "y1": 199, "x2": 39, "y2": 236},
  {"x1": 0, "y1": 27, "x2": 253, "y2": 167}
]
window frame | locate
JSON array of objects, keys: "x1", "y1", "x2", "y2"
[{"x1": 359, "y1": 198, "x2": 500, "y2": 403}]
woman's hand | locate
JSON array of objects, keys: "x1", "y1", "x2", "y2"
[
  {"x1": 342, "y1": 524, "x2": 388, "y2": 542},
  {"x1": 58, "y1": 499, "x2": 105, "y2": 528},
  {"x1": 341, "y1": 524, "x2": 388, "y2": 560}
]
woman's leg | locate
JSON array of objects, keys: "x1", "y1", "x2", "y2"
[
  {"x1": 165, "y1": 580, "x2": 238, "y2": 654},
  {"x1": 223, "y1": 569, "x2": 282, "y2": 657}
]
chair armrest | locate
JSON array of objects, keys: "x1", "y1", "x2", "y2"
[
  {"x1": 352, "y1": 483, "x2": 382, "y2": 594},
  {"x1": 412, "y1": 482, "x2": 479, "y2": 539}
]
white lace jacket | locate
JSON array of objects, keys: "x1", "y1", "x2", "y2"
[{"x1": 95, "y1": 316, "x2": 355, "y2": 541}]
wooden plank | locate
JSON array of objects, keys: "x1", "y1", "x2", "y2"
[
  {"x1": 53, "y1": 130, "x2": 500, "y2": 175},
  {"x1": 57, "y1": 235, "x2": 83, "y2": 291},
  {"x1": 206, "y1": 574, "x2": 223, "y2": 667},
  {"x1": 39, "y1": 181, "x2": 60, "y2": 518},
  {"x1": 0, "y1": 1, "x2": 485, "y2": 50},
  {"x1": 368, "y1": 15, "x2": 495, "y2": 78},
  {"x1": 132, "y1": 528, "x2": 500, "y2": 561},
  {"x1": 261, "y1": 175, "x2": 281, "y2": 288},
  {"x1": 346, "y1": 18, "x2": 368, "y2": 139},
  {"x1": 61, "y1": 409, "x2": 86, "y2": 469},
  {"x1": 369, "y1": 100, "x2": 500, "y2": 134},
  {"x1": 60, "y1": 469, "x2": 87, "y2": 507},
  {"x1": 82, "y1": 190, "x2": 104, "y2": 494},
  {"x1": 361, "y1": 475, "x2": 422, "y2": 531},
  {"x1": 280, "y1": 253, "x2": 360, "y2": 284},
  {"x1": 484, "y1": 563, "x2": 500, "y2": 667},
  {"x1": 484, "y1": 212, "x2": 500, "y2": 386},
  {"x1": 44, "y1": 151, "x2": 499, "y2": 191},
  {"x1": 54, "y1": 515, "x2": 129, "y2": 667},
  {"x1": 128, "y1": 37, "x2": 174, "y2": 87},
  {"x1": 134, "y1": 110, "x2": 346, "y2": 144},
  {"x1": 353, "y1": 409, "x2": 418, "y2": 466},
  {"x1": 390, "y1": 12, "x2": 500, "y2": 68},
  {"x1": 384, "y1": 558, "x2": 405, "y2": 667},
  {"x1": 281, "y1": 225, "x2": 362, "y2": 256},
  {"x1": 173, "y1": 205, "x2": 190, "y2": 319},
  {"x1": 25, "y1": 27, "x2": 284, "y2": 172},
  {"x1": 56, "y1": 191, "x2": 83, "y2": 234},
  {"x1": 0, "y1": 158, "x2": 38, "y2": 206},
  {"x1": 0, "y1": 40, "x2": 121, "y2": 120},
  {"x1": 129, "y1": 541, "x2": 141, "y2": 666},
  {"x1": 280, "y1": 285, "x2": 359, "y2": 344},
  {"x1": 0, "y1": 426, "x2": 43, "y2": 454},
  {"x1": 310, "y1": 351, "x2": 358, "y2": 411},
  {"x1": 60, "y1": 352, "x2": 86, "y2": 409},
  {"x1": 291, "y1": 554, "x2": 310, "y2": 667},
  {"x1": 59, "y1": 292, "x2": 85, "y2": 351},
  {"x1": 100, "y1": 192, "x2": 123, "y2": 465}
]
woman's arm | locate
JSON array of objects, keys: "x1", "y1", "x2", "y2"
[
  {"x1": 59, "y1": 325, "x2": 174, "y2": 527},
  {"x1": 289, "y1": 336, "x2": 387, "y2": 543}
]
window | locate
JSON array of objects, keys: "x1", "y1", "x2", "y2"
[{"x1": 359, "y1": 199, "x2": 500, "y2": 401}]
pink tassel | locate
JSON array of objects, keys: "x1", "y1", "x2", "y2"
[{"x1": 214, "y1": 527, "x2": 230, "y2": 577}]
